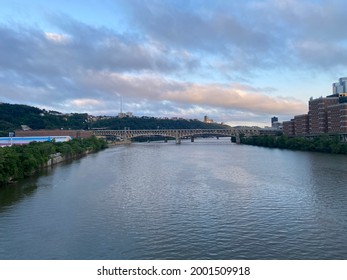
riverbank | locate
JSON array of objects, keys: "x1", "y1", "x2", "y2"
[
  {"x1": 0, "y1": 136, "x2": 107, "y2": 186},
  {"x1": 241, "y1": 134, "x2": 347, "y2": 154}
]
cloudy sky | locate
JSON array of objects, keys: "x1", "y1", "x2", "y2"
[{"x1": 0, "y1": 0, "x2": 346, "y2": 126}]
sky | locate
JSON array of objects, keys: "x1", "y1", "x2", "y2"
[{"x1": 0, "y1": 0, "x2": 347, "y2": 127}]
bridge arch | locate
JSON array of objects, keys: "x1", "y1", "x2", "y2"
[{"x1": 92, "y1": 128, "x2": 259, "y2": 144}]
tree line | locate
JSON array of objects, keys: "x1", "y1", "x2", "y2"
[
  {"x1": 0, "y1": 103, "x2": 89, "y2": 135},
  {"x1": 240, "y1": 135, "x2": 347, "y2": 154},
  {"x1": 0, "y1": 103, "x2": 230, "y2": 136},
  {"x1": 0, "y1": 137, "x2": 107, "y2": 186},
  {"x1": 89, "y1": 116, "x2": 229, "y2": 130}
]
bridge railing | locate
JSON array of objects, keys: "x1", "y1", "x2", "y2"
[{"x1": 93, "y1": 128, "x2": 260, "y2": 138}]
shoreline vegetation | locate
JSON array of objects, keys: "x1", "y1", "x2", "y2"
[
  {"x1": 240, "y1": 135, "x2": 347, "y2": 154},
  {"x1": 0, "y1": 136, "x2": 107, "y2": 187}
]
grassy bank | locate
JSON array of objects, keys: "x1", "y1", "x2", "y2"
[
  {"x1": 0, "y1": 136, "x2": 107, "y2": 186},
  {"x1": 241, "y1": 135, "x2": 347, "y2": 154}
]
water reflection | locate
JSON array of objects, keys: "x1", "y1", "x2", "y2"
[
  {"x1": 0, "y1": 139, "x2": 347, "y2": 259},
  {"x1": 0, "y1": 178, "x2": 41, "y2": 212}
]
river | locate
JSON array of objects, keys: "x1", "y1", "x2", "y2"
[{"x1": 0, "y1": 138, "x2": 347, "y2": 259}]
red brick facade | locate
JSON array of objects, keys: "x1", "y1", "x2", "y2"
[
  {"x1": 308, "y1": 97, "x2": 339, "y2": 134},
  {"x1": 283, "y1": 120, "x2": 295, "y2": 136},
  {"x1": 327, "y1": 103, "x2": 347, "y2": 133},
  {"x1": 284, "y1": 95, "x2": 347, "y2": 136},
  {"x1": 15, "y1": 129, "x2": 93, "y2": 138},
  {"x1": 294, "y1": 114, "x2": 309, "y2": 136}
]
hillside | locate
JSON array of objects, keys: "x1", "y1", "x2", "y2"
[
  {"x1": 89, "y1": 116, "x2": 230, "y2": 130},
  {"x1": 0, "y1": 103, "x2": 230, "y2": 135},
  {"x1": 0, "y1": 103, "x2": 89, "y2": 135}
]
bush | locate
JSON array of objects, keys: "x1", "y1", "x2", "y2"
[
  {"x1": 0, "y1": 137, "x2": 107, "y2": 186},
  {"x1": 241, "y1": 135, "x2": 347, "y2": 155}
]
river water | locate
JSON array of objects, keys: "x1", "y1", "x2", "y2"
[{"x1": 0, "y1": 138, "x2": 347, "y2": 259}]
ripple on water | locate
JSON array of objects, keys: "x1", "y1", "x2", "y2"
[{"x1": 1, "y1": 140, "x2": 347, "y2": 259}]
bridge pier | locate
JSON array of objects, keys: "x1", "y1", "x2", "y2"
[
  {"x1": 235, "y1": 135, "x2": 241, "y2": 144},
  {"x1": 191, "y1": 136, "x2": 194, "y2": 142},
  {"x1": 176, "y1": 137, "x2": 181, "y2": 144}
]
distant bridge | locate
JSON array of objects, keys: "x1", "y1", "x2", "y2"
[{"x1": 92, "y1": 128, "x2": 260, "y2": 144}]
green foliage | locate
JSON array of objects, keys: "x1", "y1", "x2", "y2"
[
  {"x1": 0, "y1": 103, "x2": 89, "y2": 132},
  {"x1": 0, "y1": 136, "x2": 107, "y2": 186},
  {"x1": 241, "y1": 135, "x2": 347, "y2": 154},
  {"x1": 0, "y1": 103, "x2": 229, "y2": 135},
  {"x1": 90, "y1": 116, "x2": 228, "y2": 130}
]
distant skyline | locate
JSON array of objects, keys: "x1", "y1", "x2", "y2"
[{"x1": 1, "y1": 0, "x2": 346, "y2": 127}]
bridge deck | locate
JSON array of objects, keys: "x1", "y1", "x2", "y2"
[{"x1": 93, "y1": 128, "x2": 259, "y2": 142}]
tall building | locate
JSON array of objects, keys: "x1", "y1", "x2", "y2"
[
  {"x1": 327, "y1": 103, "x2": 347, "y2": 133},
  {"x1": 332, "y1": 77, "x2": 347, "y2": 95},
  {"x1": 270, "y1": 116, "x2": 282, "y2": 129},
  {"x1": 283, "y1": 119, "x2": 295, "y2": 136},
  {"x1": 271, "y1": 116, "x2": 278, "y2": 126},
  {"x1": 308, "y1": 96, "x2": 339, "y2": 134},
  {"x1": 294, "y1": 114, "x2": 309, "y2": 136},
  {"x1": 283, "y1": 77, "x2": 347, "y2": 136}
]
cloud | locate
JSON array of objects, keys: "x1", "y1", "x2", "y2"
[
  {"x1": 72, "y1": 70, "x2": 306, "y2": 115},
  {"x1": 119, "y1": 0, "x2": 347, "y2": 73},
  {"x1": 45, "y1": 32, "x2": 71, "y2": 44},
  {"x1": 123, "y1": 0, "x2": 272, "y2": 50},
  {"x1": 120, "y1": 0, "x2": 277, "y2": 73},
  {"x1": 3, "y1": 2, "x2": 345, "y2": 125},
  {"x1": 0, "y1": 19, "x2": 196, "y2": 81},
  {"x1": 165, "y1": 83, "x2": 306, "y2": 115},
  {"x1": 249, "y1": 0, "x2": 347, "y2": 70},
  {"x1": 291, "y1": 40, "x2": 347, "y2": 69},
  {"x1": 69, "y1": 98, "x2": 102, "y2": 107}
]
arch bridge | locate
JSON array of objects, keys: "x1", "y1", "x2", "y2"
[{"x1": 93, "y1": 128, "x2": 259, "y2": 144}]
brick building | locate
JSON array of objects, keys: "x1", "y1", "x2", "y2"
[
  {"x1": 327, "y1": 103, "x2": 347, "y2": 133},
  {"x1": 15, "y1": 129, "x2": 93, "y2": 138},
  {"x1": 283, "y1": 77, "x2": 347, "y2": 137},
  {"x1": 283, "y1": 120, "x2": 295, "y2": 136},
  {"x1": 294, "y1": 114, "x2": 309, "y2": 136},
  {"x1": 308, "y1": 97, "x2": 339, "y2": 134}
]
